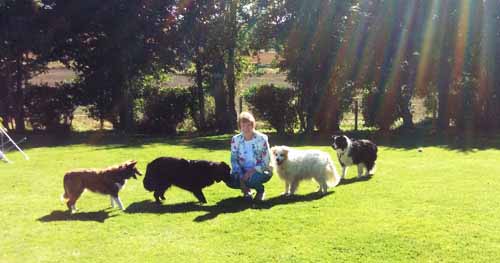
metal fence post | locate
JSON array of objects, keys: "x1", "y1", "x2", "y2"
[{"x1": 354, "y1": 100, "x2": 359, "y2": 131}]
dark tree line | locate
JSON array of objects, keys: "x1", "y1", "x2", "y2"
[{"x1": 2, "y1": 0, "x2": 500, "y2": 134}]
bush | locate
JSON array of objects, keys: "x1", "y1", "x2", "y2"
[
  {"x1": 243, "y1": 84, "x2": 298, "y2": 134},
  {"x1": 139, "y1": 86, "x2": 192, "y2": 134},
  {"x1": 24, "y1": 83, "x2": 81, "y2": 132}
]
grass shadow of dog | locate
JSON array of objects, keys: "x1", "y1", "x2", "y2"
[
  {"x1": 126, "y1": 191, "x2": 334, "y2": 222},
  {"x1": 125, "y1": 198, "x2": 250, "y2": 220},
  {"x1": 37, "y1": 210, "x2": 116, "y2": 223},
  {"x1": 254, "y1": 191, "x2": 334, "y2": 209},
  {"x1": 338, "y1": 175, "x2": 374, "y2": 186},
  {"x1": 126, "y1": 200, "x2": 209, "y2": 214}
]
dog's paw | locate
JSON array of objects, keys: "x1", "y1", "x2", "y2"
[
  {"x1": 243, "y1": 193, "x2": 253, "y2": 201},
  {"x1": 316, "y1": 189, "x2": 328, "y2": 195}
]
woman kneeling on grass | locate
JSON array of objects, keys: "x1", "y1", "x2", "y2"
[{"x1": 226, "y1": 112, "x2": 273, "y2": 201}]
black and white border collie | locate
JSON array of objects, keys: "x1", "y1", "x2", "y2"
[{"x1": 331, "y1": 135, "x2": 378, "y2": 179}]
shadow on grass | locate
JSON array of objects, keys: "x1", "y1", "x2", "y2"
[
  {"x1": 8, "y1": 119, "x2": 500, "y2": 153},
  {"x1": 125, "y1": 191, "x2": 333, "y2": 222},
  {"x1": 13, "y1": 130, "x2": 232, "y2": 151},
  {"x1": 37, "y1": 210, "x2": 116, "y2": 223},
  {"x1": 338, "y1": 175, "x2": 373, "y2": 186}
]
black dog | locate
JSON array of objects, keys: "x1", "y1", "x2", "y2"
[
  {"x1": 331, "y1": 135, "x2": 378, "y2": 179},
  {"x1": 143, "y1": 157, "x2": 231, "y2": 204}
]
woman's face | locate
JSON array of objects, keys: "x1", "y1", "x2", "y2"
[{"x1": 240, "y1": 120, "x2": 254, "y2": 135}]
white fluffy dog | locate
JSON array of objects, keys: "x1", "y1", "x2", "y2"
[{"x1": 271, "y1": 146, "x2": 341, "y2": 196}]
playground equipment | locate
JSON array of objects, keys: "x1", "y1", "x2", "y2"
[{"x1": 0, "y1": 125, "x2": 29, "y2": 163}]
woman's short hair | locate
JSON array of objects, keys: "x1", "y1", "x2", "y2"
[{"x1": 238, "y1": 111, "x2": 256, "y2": 128}]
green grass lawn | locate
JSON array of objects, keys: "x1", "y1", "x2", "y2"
[{"x1": 1, "y1": 132, "x2": 500, "y2": 262}]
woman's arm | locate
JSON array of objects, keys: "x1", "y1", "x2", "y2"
[
  {"x1": 254, "y1": 134, "x2": 271, "y2": 173},
  {"x1": 230, "y1": 136, "x2": 243, "y2": 176}
]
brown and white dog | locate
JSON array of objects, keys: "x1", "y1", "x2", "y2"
[{"x1": 61, "y1": 160, "x2": 142, "y2": 213}]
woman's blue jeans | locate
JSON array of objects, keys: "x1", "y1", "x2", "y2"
[{"x1": 225, "y1": 170, "x2": 272, "y2": 193}]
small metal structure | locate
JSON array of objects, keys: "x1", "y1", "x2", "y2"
[{"x1": 0, "y1": 125, "x2": 29, "y2": 163}]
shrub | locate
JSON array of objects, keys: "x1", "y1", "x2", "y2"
[
  {"x1": 243, "y1": 84, "x2": 298, "y2": 134},
  {"x1": 24, "y1": 83, "x2": 81, "y2": 132},
  {"x1": 139, "y1": 86, "x2": 192, "y2": 134}
]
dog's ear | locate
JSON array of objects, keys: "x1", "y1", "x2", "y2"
[
  {"x1": 126, "y1": 160, "x2": 137, "y2": 167},
  {"x1": 220, "y1": 162, "x2": 231, "y2": 172},
  {"x1": 282, "y1": 147, "x2": 289, "y2": 156}
]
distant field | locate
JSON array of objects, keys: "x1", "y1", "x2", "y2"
[
  {"x1": 1, "y1": 132, "x2": 500, "y2": 262},
  {"x1": 28, "y1": 60, "x2": 428, "y2": 131},
  {"x1": 30, "y1": 67, "x2": 288, "y2": 90},
  {"x1": 29, "y1": 67, "x2": 77, "y2": 86}
]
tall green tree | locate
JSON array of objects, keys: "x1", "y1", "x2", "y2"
[
  {"x1": 361, "y1": 0, "x2": 430, "y2": 130},
  {"x1": 0, "y1": 0, "x2": 48, "y2": 132},
  {"x1": 180, "y1": 0, "x2": 229, "y2": 132},
  {"x1": 480, "y1": 0, "x2": 500, "y2": 129},
  {"x1": 257, "y1": 0, "x2": 356, "y2": 133},
  {"x1": 44, "y1": 0, "x2": 181, "y2": 131},
  {"x1": 181, "y1": 0, "x2": 258, "y2": 133},
  {"x1": 434, "y1": 1, "x2": 459, "y2": 130}
]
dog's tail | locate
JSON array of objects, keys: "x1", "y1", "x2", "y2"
[
  {"x1": 143, "y1": 163, "x2": 155, "y2": 192},
  {"x1": 326, "y1": 156, "x2": 341, "y2": 188},
  {"x1": 61, "y1": 185, "x2": 69, "y2": 203},
  {"x1": 60, "y1": 192, "x2": 68, "y2": 203},
  {"x1": 61, "y1": 174, "x2": 70, "y2": 203}
]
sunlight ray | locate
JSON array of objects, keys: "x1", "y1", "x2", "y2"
[
  {"x1": 451, "y1": 0, "x2": 471, "y2": 85},
  {"x1": 376, "y1": 1, "x2": 419, "y2": 122},
  {"x1": 415, "y1": 0, "x2": 441, "y2": 95},
  {"x1": 478, "y1": 1, "x2": 493, "y2": 99}
]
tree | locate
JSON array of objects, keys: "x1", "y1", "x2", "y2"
[
  {"x1": 434, "y1": 1, "x2": 459, "y2": 130},
  {"x1": 180, "y1": 0, "x2": 259, "y2": 133},
  {"x1": 259, "y1": 0, "x2": 357, "y2": 134},
  {"x1": 0, "y1": 0, "x2": 48, "y2": 132},
  {"x1": 479, "y1": 0, "x2": 500, "y2": 129},
  {"x1": 361, "y1": 0, "x2": 429, "y2": 130},
  {"x1": 43, "y1": 0, "x2": 182, "y2": 131},
  {"x1": 179, "y1": 1, "x2": 228, "y2": 132}
]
